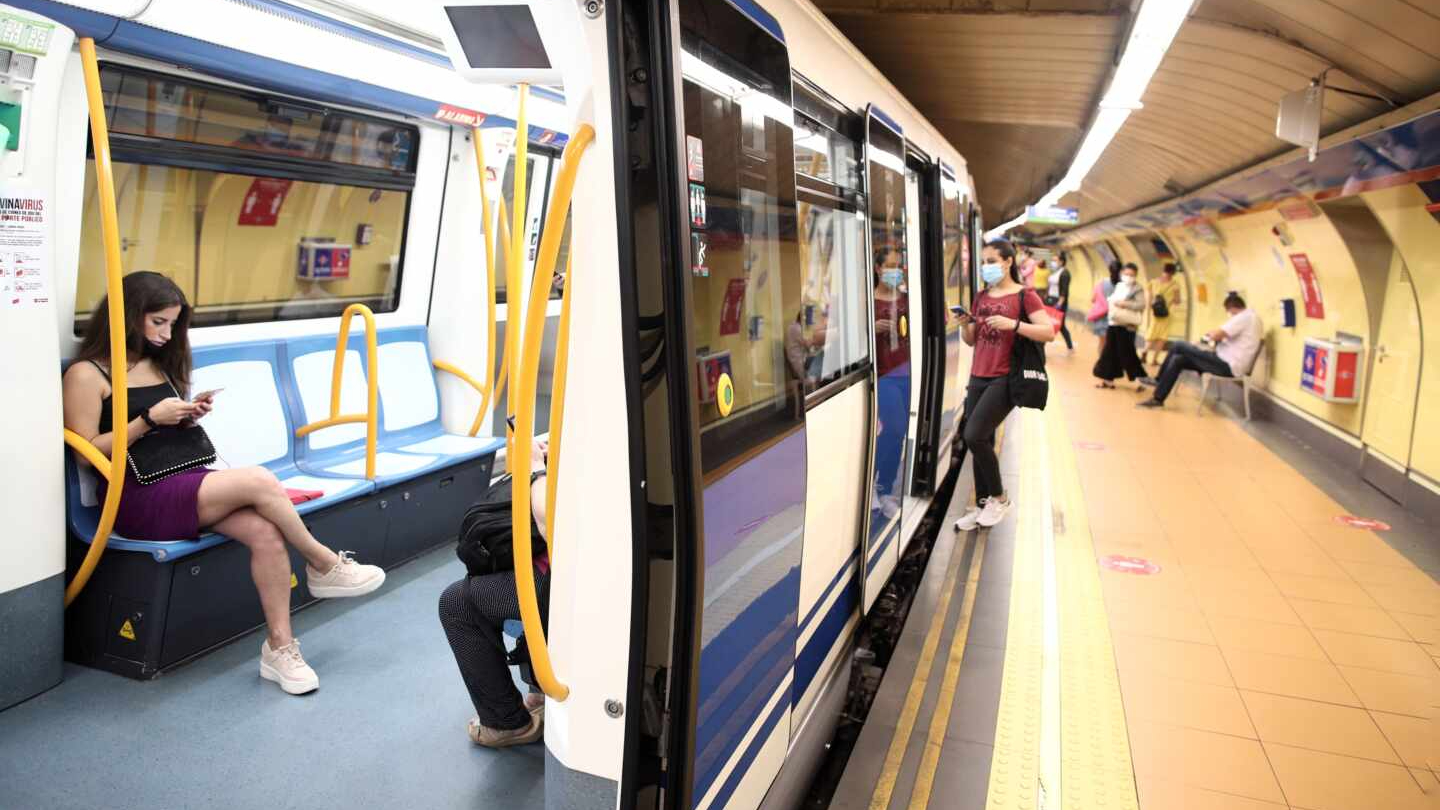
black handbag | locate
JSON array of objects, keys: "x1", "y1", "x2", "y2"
[
  {"x1": 456, "y1": 474, "x2": 548, "y2": 576},
  {"x1": 1009, "y1": 292, "x2": 1049, "y2": 410},
  {"x1": 126, "y1": 380, "x2": 216, "y2": 484},
  {"x1": 1152, "y1": 294, "x2": 1170, "y2": 319}
]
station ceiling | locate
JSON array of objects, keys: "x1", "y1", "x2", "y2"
[{"x1": 812, "y1": 0, "x2": 1440, "y2": 233}]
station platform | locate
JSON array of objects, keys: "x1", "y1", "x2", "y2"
[{"x1": 835, "y1": 339, "x2": 1440, "y2": 810}]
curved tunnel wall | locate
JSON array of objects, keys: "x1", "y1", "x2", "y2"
[{"x1": 1061, "y1": 181, "x2": 1440, "y2": 494}]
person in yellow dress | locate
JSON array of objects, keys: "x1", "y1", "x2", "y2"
[{"x1": 1144, "y1": 263, "x2": 1182, "y2": 367}]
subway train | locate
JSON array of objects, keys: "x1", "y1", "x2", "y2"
[{"x1": 0, "y1": 0, "x2": 980, "y2": 808}]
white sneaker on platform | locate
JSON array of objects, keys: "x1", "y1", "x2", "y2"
[
  {"x1": 976, "y1": 496, "x2": 1013, "y2": 528},
  {"x1": 260, "y1": 639, "x2": 319, "y2": 695},
  {"x1": 954, "y1": 503, "x2": 984, "y2": 532},
  {"x1": 307, "y1": 550, "x2": 385, "y2": 598}
]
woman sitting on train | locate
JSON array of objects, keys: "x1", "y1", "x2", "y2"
[
  {"x1": 62, "y1": 271, "x2": 386, "y2": 697},
  {"x1": 437, "y1": 441, "x2": 551, "y2": 748}
]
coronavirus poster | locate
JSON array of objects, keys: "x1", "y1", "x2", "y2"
[{"x1": 0, "y1": 190, "x2": 51, "y2": 310}]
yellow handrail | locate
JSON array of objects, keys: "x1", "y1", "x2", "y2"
[
  {"x1": 65, "y1": 38, "x2": 129, "y2": 608},
  {"x1": 294, "y1": 303, "x2": 378, "y2": 480},
  {"x1": 432, "y1": 359, "x2": 487, "y2": 398},
  {"x1": 511, "y1": 122, "x2": 595, "y2": 702},
  {"x1": 543, "y1": 251, "x2": 574, "y2": 550},
  {"x1": 506, "y1": 85, "x2": 530, "y2": 460}
]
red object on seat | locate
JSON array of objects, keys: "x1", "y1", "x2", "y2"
[{"x1": 286, "y1": 488, "x2": 324, "y2": 505}]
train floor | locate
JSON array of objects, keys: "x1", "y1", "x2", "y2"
[
  {"x1": 836, "y1": 332, "x2": 1440, "y2": 810},
  {"x1": 0, "y1": 546, "x2": 543, "y2": 810}
]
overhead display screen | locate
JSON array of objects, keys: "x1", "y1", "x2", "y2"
[{"x1": 444, "y1": 5, "x2": 552, "y2": 69}]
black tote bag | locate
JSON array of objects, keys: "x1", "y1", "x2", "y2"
[{"x1": 1008, "y1": 292, "x2": 1049, "y2": 410}]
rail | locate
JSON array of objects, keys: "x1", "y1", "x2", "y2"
[
  {"x1": 294, "y1": 303, "x2": 379, "y2": 480},
  {"x1": 510, "y1": 121, "x2": 595, "y2": 702},
  {"x1": 505, "y1": 85, "x2": 530, "y2": 459},
  {"x1": 63, "y1": 38, "x2": 129, "y2": 608}
]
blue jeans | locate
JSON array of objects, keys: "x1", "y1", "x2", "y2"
[{"x1": 1154, "y1": 342, "x2": 1232, "y2": 403}]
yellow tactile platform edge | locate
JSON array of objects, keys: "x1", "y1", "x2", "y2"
[{"x1": 985, "y1": 404, "x2": 1140, "y2": 810}]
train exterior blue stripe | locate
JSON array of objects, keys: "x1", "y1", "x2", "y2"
[
  {"x1": 792, "y1": 569, "x2": 858, "y2": 703},
  {"x1": 8, "y1": 0, "x2": 567, "y2": 143},
  {"x1": 706, "y1": 683, "x2": 791, "y2": 810},
  {"x1": 694, "y1": 428, "x2": 806, "y2": 806},
  {"x1": 797, "y1": 549, "x2": 858, "y2": 633},
  {"x1": 865, "y1": 521, "x2": 899, "y2": 577},
  {"x1": 719, "y1": 0, "x2": 785, "y2": 43},
  {"x1": 868, "y1": 104, "x2": 904, "y2": 136}
]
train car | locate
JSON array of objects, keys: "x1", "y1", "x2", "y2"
[{"x1": 0, "y1": 0, "x2": 980, "y2": 808}]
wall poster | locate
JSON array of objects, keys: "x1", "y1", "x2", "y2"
[{"x1": 0, "y1": 189, "x2": 51, "y2": 309}]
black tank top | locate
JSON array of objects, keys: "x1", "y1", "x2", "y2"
[{"x1": 90, "y1": 360, "x2": 175, "y2": 434}]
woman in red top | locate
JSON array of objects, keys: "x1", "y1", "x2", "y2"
[{"x1": 953, "y1": 240, "x2": 1054, "y2": 530}]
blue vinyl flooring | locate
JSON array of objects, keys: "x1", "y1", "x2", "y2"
[{"x1": 0, "y1": 546, "x2": 544, "y2": 810}]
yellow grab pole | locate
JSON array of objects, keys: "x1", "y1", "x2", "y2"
[
  {"x1": 511, "y1": 123, "x2": 594, "y2": 702},
  {"x1": 506, "y1": 84, "x2": 529, "y2": 460},
  {"x1": 469, "y1": 126, "x2": 500, "y2": 437},
  {"x1": 66, "y1": 38, "x2": 129, "y2": 607},
  {"x1": 295, "y1": 304, "x2": 377, "y2": 479},
  {"x1": 543, "y1": 251, "x2": 574, "y2": 551}
]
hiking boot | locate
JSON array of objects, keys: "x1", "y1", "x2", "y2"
[
  {"x1": 976, "y1": 496, "x2": 1013, "y2": 528},
  {"x1": 307, "y1": 550, "x2": 385, "y2": 598},
  {"x1": 260, "y1": 638, "x2": 319, "y2": 695},
  {"x1": 468, "y1": 712, "x2": 543, "y2": 748}
]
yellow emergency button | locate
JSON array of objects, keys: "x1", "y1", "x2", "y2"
[
  {"x1": 899, "y1": 315, "x2": 908, "y2": 338},
  {"x1": 717, "y1": 373, "x2": 735, "y2": 417}
]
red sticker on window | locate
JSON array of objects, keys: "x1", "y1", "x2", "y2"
[
  {"x1": 1334, "y1": 515, "x2": 1391, "y2": 531},
  {"x1": 1099, "y1": 555, "x2": 1161, "y2": 576},
  {"x1": 237, "y1": 178, "x2": 292, "y2": 226}
]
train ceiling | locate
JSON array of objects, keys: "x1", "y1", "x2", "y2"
[{"x1": 811, "y1": 0, "x2": 1440, "y2": 234}]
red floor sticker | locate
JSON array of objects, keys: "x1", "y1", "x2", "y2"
[
  {"x1": 1076, "y1": 441, "x2": 1106, "y2": 451},
  {"x1": 1099, "y1": 555, "x2": 1162, "y2": 575},
  {"x1": 1334, "y1": 515, "x2": 1392, "y2": 531}
]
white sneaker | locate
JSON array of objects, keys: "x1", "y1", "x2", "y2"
[
  {"x1": 307, "y1": 550, "x2": 385, "y2": 598},
  {"x1": 954, "y1": 503, "x2": 984, "y2": 532},
  {"x1": 260, "y1": 638, "x2": 319, "y2": 695},
  {"x1": 976, "y1": 496, "x2": 1013, "y2": 528}
]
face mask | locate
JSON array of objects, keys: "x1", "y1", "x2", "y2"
[
  {"x1": 881, "y1": 269, "x2": 904, "y2": 288},
  {"x1": 1121, "y1": 275, "x2": 1136, "y2": 286},
  {"x1": 981, "y1": 263, "x2": 1005, "y2": 285}
]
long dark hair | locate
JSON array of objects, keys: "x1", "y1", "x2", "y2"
[
  {"x1": 1108, "y1": 260, "x2": 1123, "y2": 285},
  {"x1": 985, "y1": 239, "x2": 1024, "y2": 284},
  {"x1": 76, "y1": 271, "x2": 193, "y2": 395}
]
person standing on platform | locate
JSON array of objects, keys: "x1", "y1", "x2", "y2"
[
  {"x1": 1019, "y1": 247, "x2": 1039, "y2": 287},
  {"x1": 952, "y1": 240, "x2": 1054, "y2": 531},
  {"x1": 1049, "y1": 254, "x2": 1073, "y2": 353},
  {"x1": 1138, "y1": 292, "x2": 1263, "y2": 408},
  {"x1": 1088, "y1": 261, "x2": 1120, "y2": 355},
  {"x1": 1143, "y1": 263, "x2": 1181, "y2": 367},
  {"x1": 1092, "y1": 263, "x2": 1146, "y2": 389}
]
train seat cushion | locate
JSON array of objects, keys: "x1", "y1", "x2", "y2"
[{"x1": 290, "y1": 348, "x2": 371, "y2": 453}]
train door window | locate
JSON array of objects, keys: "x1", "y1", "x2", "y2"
[
  {"x1": 941, "y1": 174, "x2": 964, "y2": 317},
  {"x1": 74, "y1": 66, "x2": 417, "y2": 329},
  {"x1": 493, "y1": 149, "x2": 561, "y2": 303},
  {"x1": 679, "y1": 0, "x2": 800, "y2": 474},
  {"x1": 793, "y1": 108, "x2": 869, "y2": 399}
]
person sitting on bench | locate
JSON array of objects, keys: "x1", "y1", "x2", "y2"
[
  {"x1": 63, "y1": 271, "x2": 386, "y2": 696},
  {"x1": 1137, "y1": 292, "x2": 1262, "y2": 409}
]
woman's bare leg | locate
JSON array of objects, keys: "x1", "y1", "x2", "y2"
[
  {"x1": 211, "y1": 507, "x2": 293, "y2": 649},
  {"x1": 198, "y1": 467, "x2": 338, "y2": 572}
]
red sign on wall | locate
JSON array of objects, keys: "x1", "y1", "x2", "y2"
[
  {"x1": 719, "y1": 278, "x2": 746, "y2": 336},
  {"x1": 238, "y1": 178, "x2": 292, "y2": 226},
  {"x1": 1289, "y1": 253, "x2": 1325, "y2": 319}
]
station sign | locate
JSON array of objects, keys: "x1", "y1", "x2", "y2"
[
  {"x1": 297, "y1": 240, "x2": 351, "y2": 281},
  {"x1": 1025, "y1": 205, "x2": 1079, "y2": 226}
]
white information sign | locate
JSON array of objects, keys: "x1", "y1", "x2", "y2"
[{"x1": 0, "y1": 189, "x2": 51, "y2": 309}]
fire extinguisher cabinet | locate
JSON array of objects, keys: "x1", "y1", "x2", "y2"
[{"x1": 1300, "y1": 337, "x2": 1362, "y2": 403}]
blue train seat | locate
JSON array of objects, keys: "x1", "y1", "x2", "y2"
[{"x1": 282, "y1": 327, "x2": 502, "y2": 488}]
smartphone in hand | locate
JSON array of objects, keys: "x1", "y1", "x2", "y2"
[{"x1": 191, "y1": 388, "x2": 223, "y2": 402}]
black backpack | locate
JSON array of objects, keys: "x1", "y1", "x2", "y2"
[
  {"x1": 457, "y1": 474, "x2": 548, "y2": 576},
  {"x1": 1152, "y1": 294, "x2": 1170, "y2": 319},
  {"x1": 1008, "y1": 292, "x2": 1049, "y2": 410}
]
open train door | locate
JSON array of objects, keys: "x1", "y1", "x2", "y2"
[{"x1": 610, "y1": 0, "x2": 806, "y2": 807}]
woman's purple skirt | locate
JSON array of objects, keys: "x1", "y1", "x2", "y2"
[{"x1": 98, "y1": 467, "x2": 213, "y2": 540}]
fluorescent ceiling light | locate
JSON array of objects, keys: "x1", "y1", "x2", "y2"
[{"x1": 990, "y1": 0, "x2": 1196, "y2": 240}]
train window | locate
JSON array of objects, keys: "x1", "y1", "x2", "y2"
[
  {"x1": 868, "y1": 119, "x2": 909, "y2": 376},
  {"x1": 795, "y1": 193, "x2": 869, "y2": 395},
  {"x1": 494, "y1": 151, "x2": 559, "y2": 303},
  {"x1": 679, "y1": 0, "x2": 801, "y2": 474},
  {"x1": 794, "y1": 117, "x2": 860, "y2": 191},
  {"x1": 941, "y1": 174, "x2": 965, "y2": 313},
  {"x1": 74, "y1": 65, "x2": 417, "y2": 329}
]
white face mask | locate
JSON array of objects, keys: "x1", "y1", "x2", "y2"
[{"x1": 1121, "y1": 275, "x2": 1136, "y2": 285}]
